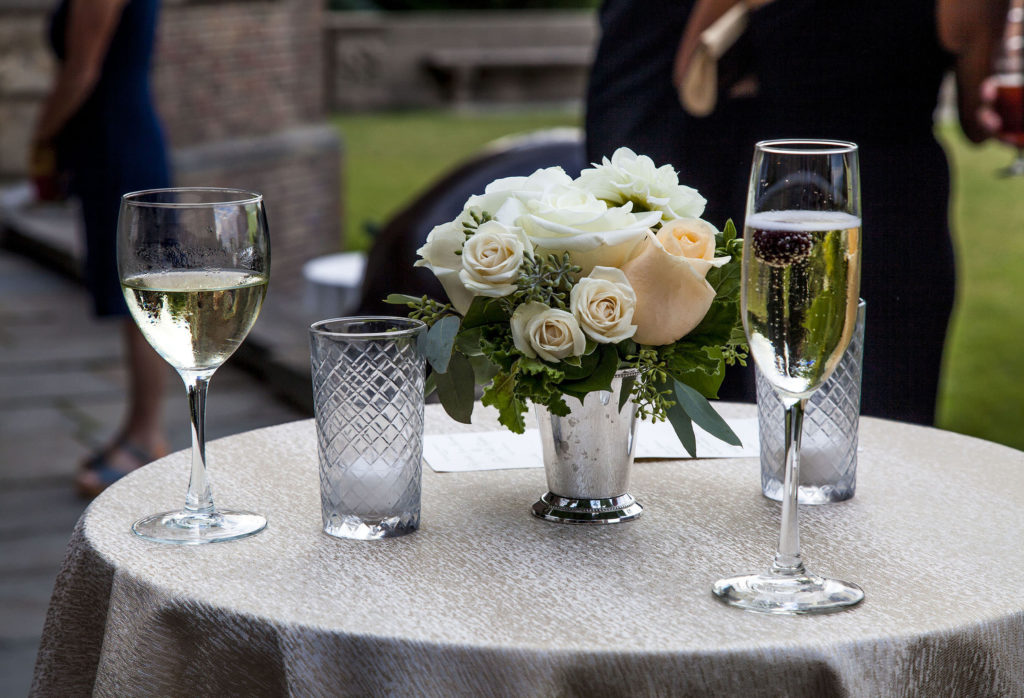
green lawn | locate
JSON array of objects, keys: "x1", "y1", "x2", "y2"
[
  {"x1": 936, "y1": 123, "x2": 1024, "y2": 449},
  {"x1": 331, "y1": 109, "x2": 581, "y2": 252},
  {"x1": 331, "y1": 111, "x2": 1024, "y2": 450}
]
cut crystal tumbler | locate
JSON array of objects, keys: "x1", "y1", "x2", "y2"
[{"x1": 310, "y1": 317, "x2": 426, "y2": 540}]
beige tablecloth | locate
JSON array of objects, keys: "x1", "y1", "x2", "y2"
[{"x1": 31, "y1": 404, "x2": 1024, "y2": 697}]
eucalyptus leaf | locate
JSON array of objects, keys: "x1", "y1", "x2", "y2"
[
  {"x1": 666, "y1": 398, "x2": 697, "y2": 458},
  {"x1": 469, "y1": 354, "x2": 500, "y2": 384},
  {"x1": 673, "y1": 380, "x2": 741, "y2": 446},
  {"x1": 424, "y1": 370, "x2": 437, "y2": 398},
  {"x1": 385, "y1": 293, "x2": 422, "y2": 306},
  {"x1": 434, "y1": 351, "x2": 475, "y2": 424},
  {"x1": 425, "y1": 315, "x2": 460, "y2": 374}
]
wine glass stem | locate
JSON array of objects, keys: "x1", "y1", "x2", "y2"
[
  {"x1": 181, "y1": 369, "x2": 216, "y2": 515},
  {"x1": 773, "y1": 397, "x2": 807, "y2": 576}
]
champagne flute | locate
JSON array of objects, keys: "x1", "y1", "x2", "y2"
[
  {"x1": 117, "y1": 188, "x2": 270, "y2": 544},
  {"x1": 995, "y1": 0, "x2": 1024, "y2": 177},
  {"x1": 712, "y1": 140, "x2": 864, "y2": 614}
]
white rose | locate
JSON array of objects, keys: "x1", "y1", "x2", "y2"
[
  {"x1": 458, "y1": 220, "x2": 532, "y2": 298},
  {"x1": 576, "y1": 147, "x2": 706, "y2": 222},
  {"x1": 464, "y1": 166, "x2": 574, "y2": 225},
  {"x1": 515, "y1": 181, "x2": 661, "y2": 275},
  {"x1": 414, "y1": 220, "x2": 474, "y2": 314},
  {"x1": 510, "y1": 301, "x2": 586, "y2": 363},
  {"x1": 570, "y1": 267, "x2": 637, "y2": 344}
]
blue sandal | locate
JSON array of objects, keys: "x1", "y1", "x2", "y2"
[{"x1": 76, "y1": 441, "x2": 157, "y2": 498}]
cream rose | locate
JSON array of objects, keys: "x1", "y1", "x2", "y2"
[
  {"x1": 570, "y1": 267, "x2": 637, "y2": 344},
  {"x1": 458, "y1": 220, "x2": 532, "y2": 298},
  {"x1": 512, "y1": 182, "x2": 661, "y2": 275},
  {"x1": 414, "y1": 220, "x2": 474, "y2": 314},
  {"x1": 656, "y1": 217, "x2": 719, "y2": 272},
  {"x1": 619, "y1": 218, "x2": 730, "y2": 346},
  {"x1": 576, "y1": 147, "x2": 706, "y2": 222},
  {"x1": 510, "y1": 302, "x2": 586, "y2": 363}
]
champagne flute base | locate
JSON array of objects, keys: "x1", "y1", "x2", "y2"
[
  {"x1": 132, "y1": 509, "x2": 266, "y2": 545},
  {"x1": 712, "y1": 569, "x2": 863, "y2": 615}
]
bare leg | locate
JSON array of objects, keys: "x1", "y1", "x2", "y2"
[
  {"x1": 117, "y1": 319, "x2": 170, "y2": 452},
  {"x1": 76, "y1": 319, "x2": 170, "y2": 496}
]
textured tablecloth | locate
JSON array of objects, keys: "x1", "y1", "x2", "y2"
[{"x1": 31, "y1": 404, "x2": 1024, "y2": 697}]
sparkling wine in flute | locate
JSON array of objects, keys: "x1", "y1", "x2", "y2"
[
  {"x1": 995, "y1": 75, "x2": 1024, "y2": 148},
  {"x1": 122, "y1": 269, "x2": 268, "y2": 372},
  {"x1": 743, "y1": 210, "x2": 862, "y2": 398}
]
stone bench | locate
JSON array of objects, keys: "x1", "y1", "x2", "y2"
[{"x1": 423, "y1": 45, "x2": 593, "y2": 105}]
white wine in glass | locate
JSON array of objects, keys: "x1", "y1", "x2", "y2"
[
  {"x1": 713, "y1": 140, "x2": 864, "y2": 614},
  {"x1": 118, "y1": 188, "x2": 270, "y2": 544}
]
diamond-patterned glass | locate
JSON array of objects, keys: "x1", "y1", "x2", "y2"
[
  {"x1": 757, "y1": 300, "x2": 865, "y2": 504},
  {"x1": 310, "y1": 318, "x2": 425, "y2": 539}
]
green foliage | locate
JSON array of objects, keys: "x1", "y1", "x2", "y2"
[
  {"x1": 513, "y1": 252, "x2": 580, "y2": 310},
  {"x1": 461, "y1": 209, "x2": 493, "y2": 240},
  {"x1": 424, "y1": 315, "x2": 461, "y2": 373},
  {"x1": 626, "y1": 347, "x2": 674, "y2": 421},
  {"x1": 434, "y1": 351, "x2": 476, "y2": 423}
]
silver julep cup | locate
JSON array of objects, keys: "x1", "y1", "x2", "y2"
[{"x1": 532, "y1": 370, "x2": 642, "y2": 524}]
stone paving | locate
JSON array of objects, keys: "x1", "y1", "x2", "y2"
[{"x1": 0, "y1": 217, "x2": 312, "y2": 695}]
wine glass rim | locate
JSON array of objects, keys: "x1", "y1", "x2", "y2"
[
  {"x1": 310, "y1": 316, "x2": 427, "y2": 339},
  {"x1": 122, "y1": 187, "x2": 263, "y2": 208},
  {"x1": 756, "y1": 139, "x2": 858, "y2": 155}
]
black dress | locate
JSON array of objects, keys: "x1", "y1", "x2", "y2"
[
  {"x1": 585, "y1": 0, "x2": 954, "y2": 425},
  {"x1": 50, "y1": 0, "x2": 172, "y2": 317}
]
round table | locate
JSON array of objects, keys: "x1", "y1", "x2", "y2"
[{"x1": 31, "y1": 404, "x2": 1024, "y2": 697}]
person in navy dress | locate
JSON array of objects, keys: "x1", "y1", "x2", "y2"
[{"x1": 31, "y1": 0, "x2": 172, "y2": 495}]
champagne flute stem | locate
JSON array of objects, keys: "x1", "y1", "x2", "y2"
[
  {"x1": 181, "y1": 369, "x2": 216, "y2": 515},
  {"x1": 773, "y1": 397, "x2": 807, "y2": 576}
]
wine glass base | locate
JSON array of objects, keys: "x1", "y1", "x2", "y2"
[
  {"x1": 132, "y1": 509, "x2": 267, "y2": 545},
  {"x1": 712, "y1": 570, "x2": 864, "y2": 615}
]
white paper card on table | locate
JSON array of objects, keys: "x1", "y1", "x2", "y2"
[{"x1": 424, "y1": 418, "x2": 760, "y2": 473}]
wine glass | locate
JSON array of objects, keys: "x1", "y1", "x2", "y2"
[
  {"x1": 117, "y1": 187, "x2": 270, "y2": 544},
  {"x1": 995, "y1": 0, "x2": 1024, "y2": 176},
  {"x1": 712, "y1": 140, "x2": 864, "y2": 614}
]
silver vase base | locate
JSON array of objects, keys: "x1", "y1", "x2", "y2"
[{"x1": 531, "y1": 492, "x2": 643, "y2": 524}]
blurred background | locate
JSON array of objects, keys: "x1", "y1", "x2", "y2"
[
  {"x1": 9, "y1": 0, "x2": 1011, "y2": 445},
  {"x1": 0, "y1": 0, "x2": 1022, "y2": 692}
]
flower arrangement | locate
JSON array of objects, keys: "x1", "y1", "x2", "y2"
[{"x1": 388, "y1": 148, "x2": 747, "y2": 455}]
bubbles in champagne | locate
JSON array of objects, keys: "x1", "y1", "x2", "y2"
[{"x1": 743, "y1": 211, "x2": 861, "y2": 399}]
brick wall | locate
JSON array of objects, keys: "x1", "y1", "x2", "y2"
[
  {"x1": 155, "y1": 0, "x2": 324, "y2": 147},
  {"x1": 155, "y1": 0, "x2": 342, "y2": 289}
]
